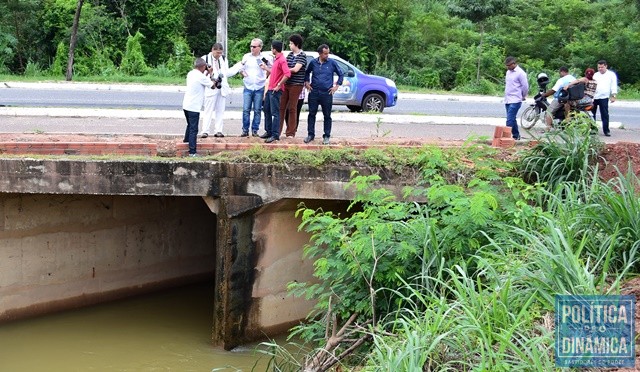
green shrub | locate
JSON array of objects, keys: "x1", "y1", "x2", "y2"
[
  {"x1": 149, "y1": 63, "x2": 174, "y2": 78},
  {"x1": 73, "y1": 47, "x2": 118, "y2": 77},
  {"x1": 454, "y1": 78, "x2": 498, "y2": 95},
  {"x1": 167, "y1": 36, "x2": 193, "y2": 76},
  {"x1": 23, "y1": 60, "x2": 44, "y2": 77},
  {"x1": 50, "y1": 41, "x2": 67, "y2": 76},
  {"x1": 120, "y1": 31, "x2": 148, "y2": 76}
]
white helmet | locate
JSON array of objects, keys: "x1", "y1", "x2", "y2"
[{"x1": 537, "y1": 72, "x2": 549, "y2": 86}]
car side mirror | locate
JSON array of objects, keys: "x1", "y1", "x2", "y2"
[{"x1": 346, "y1": 69, "x2": 355, "y2": 77}]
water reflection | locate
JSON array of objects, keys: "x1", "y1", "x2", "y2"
[{"x1": 0, "y1": 282, "x2": 274, "y2": 371}]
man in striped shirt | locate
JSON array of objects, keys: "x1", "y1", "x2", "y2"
[{"x1": 279, "y1": 34, "x2": 307, "y2": 138}]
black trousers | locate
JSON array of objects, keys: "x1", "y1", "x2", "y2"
[{"x1": 591, "y1": 98, "x2": 610, "y2": 134}]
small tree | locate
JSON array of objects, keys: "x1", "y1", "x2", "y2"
[
  {"x1": 449, "y1": 0, "x2": 510, "y2": 83},
  {"x1": 167, "y1": 36, "x2": 193, "y2": 76},
  {"x1": 66, "y1": 0, "x2": 84, "y2": 81},
  {"x1": 0, "y1": 26, "x2": 17, "y2": 73},
  {"x1": 51, "y1": 41, "x2": 68, "y2": 76},
  {"x1": 120, "y1": 31, "x2": 148, "y2": 76}
]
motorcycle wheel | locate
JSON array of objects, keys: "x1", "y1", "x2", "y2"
[{"x1": 520, "y1": 106, "x2": 539, "y2": 129}]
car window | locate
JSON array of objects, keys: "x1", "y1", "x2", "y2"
[
  {"x1": 304, "y1": 55, "x2": 353, "y2": 75},
  {"x1": 334, "y1": 60, "x2": 351, "y2": 75}
]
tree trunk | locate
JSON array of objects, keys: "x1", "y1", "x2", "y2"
[
  {"x1": 476, "y1": 23, "x2": 484, "y2": 84},
  {"x1": 66, "y1": 0, "x2": 84, "y2": 81}
]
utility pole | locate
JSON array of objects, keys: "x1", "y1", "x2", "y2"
[{"x1": 216, "y1": 0, "x2": 228, "y2": 53}]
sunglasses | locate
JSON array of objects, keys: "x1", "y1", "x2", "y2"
[{"x1": 250, "y1": 45, "x2": 261, "y2": 48}]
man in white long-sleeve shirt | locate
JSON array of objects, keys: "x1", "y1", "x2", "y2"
[
  {"x1": 200, "y1": 43, "x2": 231, "y2": 138},
  {"x1": 183, "y1": 58, "x2": 214, "y2": 157},
  {"x1": 592, "y1": 60, "x2": 619, "y2": 137}
]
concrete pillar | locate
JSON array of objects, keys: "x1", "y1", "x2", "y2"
[{"x1": 212, "y1": 195, "x2": 262, "y2": 350}]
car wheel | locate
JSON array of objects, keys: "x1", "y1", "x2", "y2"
[
  {"x1": 362, "y1": 93, "x2": 384, "y2": 112},
  {"x1": 347, "y1": 105, "x2": 362, "y2": 112}
]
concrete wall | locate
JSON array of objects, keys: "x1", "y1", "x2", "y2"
[
  {"x1": 0, "y1": 193, "x2": 216, "y2": 321},
  {"x1": 246, "y1": 199, "x2": 350, "y2": 338},
  {"x1": 250, "y1": 200, "x2": 315, "y2": 334}
]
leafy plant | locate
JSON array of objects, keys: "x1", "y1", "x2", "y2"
[
  {"x1": 518, "y1": 117, "x2": 603, "y2": 191},
  {"x1": 120, "y1": 31, "x2": 148, "y2": 76},
  {"x1": 167, "y1": 36, "x2": 194, "y2": 76},
  {"x1": 22, "y1": 59, "x2": 43, "y2": 77}
]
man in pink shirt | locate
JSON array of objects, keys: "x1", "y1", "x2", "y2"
[
  {"x1": 504, "y1": 56, "x2": 529, "y2": 140},
  {"x1": 260, "y1": 41, "x2": 291, "y2": 143}
]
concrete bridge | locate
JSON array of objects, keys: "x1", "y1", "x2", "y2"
[{"x1": 0, "y1": 157, "x2": 411, "y2": 349}]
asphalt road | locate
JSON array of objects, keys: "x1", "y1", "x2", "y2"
[{"x1": 1, "y1": 84, "x2": 638, "y2": 127}]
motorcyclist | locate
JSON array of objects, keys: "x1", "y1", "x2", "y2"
[{"x1": 540, "y1": 66, "x2": 576, "y2": 128}]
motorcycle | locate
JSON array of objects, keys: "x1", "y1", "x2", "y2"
[
  {"x1": 520, "y1": 73, "x2": 593, "y2": 130},
  {"x1": 520, "y1": 73, "x2": 551, "y2": 130}
]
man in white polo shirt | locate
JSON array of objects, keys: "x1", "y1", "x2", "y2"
[{"x1": 591, "y1": 59, "x2": 619, "y2": 137}]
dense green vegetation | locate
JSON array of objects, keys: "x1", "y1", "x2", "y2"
[
  {"x1": 1, "y1": 0, "x2": 639, "y2": 94},
  {"x1": 254, "y1": 118, "x2": 640, "y2": 370}
]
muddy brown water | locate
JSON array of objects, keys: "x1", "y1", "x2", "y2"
[{"x1": 0, "y1": 282, "x2": 279, "y2": 371}]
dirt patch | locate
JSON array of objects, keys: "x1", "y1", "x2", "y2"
[{"x1": 599, "y1": 142, "x2": 640, "y2": 182}]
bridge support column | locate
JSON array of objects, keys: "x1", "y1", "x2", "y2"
[{"x1": 211, "y1": 195, "x2": 262, "y2": 350}]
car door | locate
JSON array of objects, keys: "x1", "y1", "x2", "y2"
[
  {"x1": 304, "y1": 55, "x2": 359, "y2": 106},
  {"x1": 331, "y1": 59, "x2": 358, "y2": 105}
]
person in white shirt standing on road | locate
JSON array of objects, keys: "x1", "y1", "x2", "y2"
[
  {"x1": 200, "y1": 43, "x2": 230, "y2": 138},
  {"x1": 182, "y1": 58, "x2": 214, "y2": 157},
  {"x1": 591, "y1": 59, "x2": 619, "y2": 137},
  {"x1": 238, "y1": 38, "x2": 269, "y2": 137}
]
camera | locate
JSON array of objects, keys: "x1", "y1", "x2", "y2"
[{"x1": 212, "y1": 73, "x2": 224, "y2": 89}]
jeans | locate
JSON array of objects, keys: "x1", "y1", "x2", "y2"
[
  {"x1": 242, "y1": 87, "x2": 264, "y2": 133},
  {"x1": 307, "y1": 89, "x2": 333, "y2": 139},
  {"x1": 183, "y1": 109, "x2": 200, "y2": 154},
  {"x1": 505, "y1": 102, "x2": 522, "y2": 139},
  {"x1": 592, "y1": 98, "x2": 610, "y2": 134},
  {"x1": 263, "y1": 89, "x2": 283, "y2": 139}
]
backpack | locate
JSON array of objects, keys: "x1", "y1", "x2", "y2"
[{"x1": 567, "y1": 83, "x2": 585, "y2": 100}]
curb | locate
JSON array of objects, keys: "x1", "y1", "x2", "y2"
[
  {"x1": 0, "y1": 107, "x2": 622, "y2": 129},
  {"x1": 0, "y1": 140, "x2": 465, "y2": 158}
]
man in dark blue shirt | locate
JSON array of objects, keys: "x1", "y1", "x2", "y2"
[{"x1": 303, "y1": 44, "x2": 344, "y2": 145}]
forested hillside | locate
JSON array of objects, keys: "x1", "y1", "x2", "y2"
[{"x1": 1, "y1": 0, "x2": 638, "y2": 92}]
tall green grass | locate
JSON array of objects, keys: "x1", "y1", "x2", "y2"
[{"x1": 518, "y1": 119, "x2": 604, "y2": 191}]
